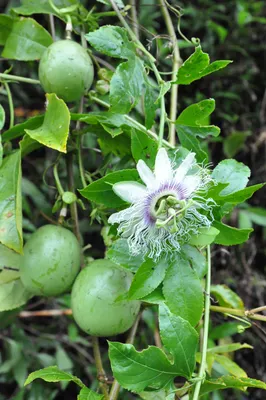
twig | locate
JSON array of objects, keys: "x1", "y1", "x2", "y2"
[
  {"x1": 210, "y1": 305, "x2": 266, "y2": 322},
  {"x1": 158, "y1": 0, "x2": 181, "y2": 146},
  {"x1": 249, "y1": 305, "x2": 266, "y2": 314},
  {"x1": 0, "y1": 73, "x2": 40, "y2": 85},
  {"x1": 19, "y1": 309, "x2": 72, "y2": 318},
  {"x1": 91, "y1": 336, "x2": 109, "y2": 399},
  {"x1": 129, "y1": 0, "x2": 139, "y2": 40},
  {"x1": 3, "y1": 82, "x2": 14, "y2": 129},
  {"x1": 66, "y1": 152, "x2": 82, "y2": 243},
  {"x1": 109, "y1": 0, "x2": 167, "y2": 148},
  {"x1": 109, "y1": 312, "x2": 142, "y2": 400},
  {"x1": 49, "y1": 14, "x2": 56, "y2": 41},
  {"x1": 192, "y1": 245, "x2": 211, "y2": 400},
  {"x1": 90, "y1": 95, "x2": 173, "y2": 149}
]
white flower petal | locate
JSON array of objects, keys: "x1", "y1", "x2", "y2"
[
  {"x1": 113, "y1": 181, "x2": 147, "y2": 203},
  {"x1": 154, "y1": 148, "x2": 173, "y2": 182},
  {"x1": 137, "y1": 160, "x2": 157, "y2": 189},
  {"x1": 175, "y1": 153, "x2": 196, "y2": 183},
  {"x1": 182, "y1": 175, "x2": 201, "y2": 197},
  {"x1": 108, "y1": 208, "x2": 132, "y2": 224}
]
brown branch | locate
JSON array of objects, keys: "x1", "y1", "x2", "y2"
[
  {"x1": 91, "y1": 336, "x2": 109, "y2": 399},
  {"x1": 19, "y1": 309, "x2": 72, "y2": 318}
]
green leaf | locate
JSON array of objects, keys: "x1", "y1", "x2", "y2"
[
  {"x1": 131, "y1": 129, "x2": 158, "y2": 169},
  {"x1": 189, "y1": 226, "x2": 220, "y2": 247},
  {"x1": 2, "y1": 115, "x2": 44, "y2": 142},
  {"x1": 200, "y1": 376, "x2": 266, "y2": 396},
  {"x1": 108, "y1": 341, "x2": 177, "y2": 392},
  {"x1": 210, "y1": 322, "x2": 248, "y2": 340},
  {"x1": 0, "y1": 104, "x2": 4, "y2": 166},
  {"x1": 110, "y1": 56, "x2": 146, "y2": 114},
  {"x1": 212, "y1": 159, "x2": 250, "y2": 195},
  {"x1": 78, "y1": 387, "x2": 104, "y2": 400},
  {"x1": 128, "y1": 257, "x2": 168, "y2": 300},
  {"x1": 20, "y1": 134, "x2": 41, "y2": 157},
  {"x1": 2, "y1": 17, "x2": 53, "y2": 60},
  {"x1": 213, "y1": 221, "x2": 252, "y2": 245},
  {"x1": 176, "y1": 125, "x2": 207, "y2": 163},
  {"x1": 0, "y1": 279, "x2": 32, "y2": 311},
  {"x1": 207, "y1": 343, "x2": 252, "y2": 353},
  {"x1": 0, "y1": 14, "x2": 14, "y2": 46},
  {"x1": 0, "y1": 244, "x2": 21, "y2": 283},
  {"x1": 144, "y1": 83, "x2": 158, "y2": 129},
  {"x1": 0, "y1": 151, "x2": 23, "y2": 253},
  {"x1": 214, "y1": 354, "x2": 247, "y2": 378},
  {"x1": 79, "y1": 169, "x2": 139, "y2": 208},
  {"x1": 13, "y1": 0, "x2": 78, "y2": 19},
  {"x1": 159, "y1": 305, "x2": 198, "y2": 378},
  {"x1": 182, "y1": 245, "x2": 207, "y2": 279},
  {"x1": 176, "y1": 99, "x2": 220, "y2": 137},
  {"x1": 174, "y1": 46, "x2": 232, "y2": 85},
  {"x1": 24, "y1": 366, "x2": 84, "y2": 387},
  {"x1": 163, "y1": 254, "x2": 203, "y2": 326},
  {"x1": 107, "y1": 239, "x2": 144, "y2": 272},
  {"x1": 210, "y1": 284, "x2": 244, "y2": 310},
  {"x1": 245, "y1": 206, "x2": 266, "y2": 227},
  {"x1": 213, "y1": 184, "x2": 264, "y2": 205},
  {"x1": 25, "y1": 94, "x2": 70, "y2": 153},
  {"x1": 223, "y1": 131, "x2": 250, "y2": 158},
  {"x1": 86, "y1": 26, "x2": 135, "y2": 59}
]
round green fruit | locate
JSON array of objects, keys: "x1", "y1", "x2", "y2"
[
  {"x1": 71, "y1": 260, "x2": 140, "y2": 337},
  {"x1": 38, "y1": 40, "x2": 94, "y2": 102},
  {"x1": 20, "y1": 225, "x2": 81, "y2": 297}
]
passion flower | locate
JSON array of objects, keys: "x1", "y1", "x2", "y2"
[{"x1": 108, "y1": 148, "x2": 215, "y2": 258}]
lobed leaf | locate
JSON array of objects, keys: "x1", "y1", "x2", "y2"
[
  {"x1": 109, "y1": 342, "x2": 177, "y2": 392},
  {"x1": 213, "y1": 221, "x2": 252, "y2": 245},
  {"x1": 174, "y1": 46, "x2": 232, "y2": 85},
  {"x1": 212, "y1": 159, "x2": 250, "y2": 195}
]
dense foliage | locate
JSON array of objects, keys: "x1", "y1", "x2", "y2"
[{"x1": 0, "y1": 1, "x2": 266, "y2": 400}]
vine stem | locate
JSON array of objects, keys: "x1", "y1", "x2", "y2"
[
  {"x1": 66, "y1": 153, "x2": 82, "y2": 243},
  {"x1": 0, "y1": 73, "x2": 40, "y2": 85},
  {"x1": 109, "y1": 312, "x2": 142, "y2": 400},
  {"x1": 109, "y1": 0, "x2": 166, "y2": 148},
  {"x1": 91, "y1": 336, "x2": 109, "y2": 399},
  {"x1": 3, "y1": 82, "x2": 14, "y2": 129},
  {"x1": 158, "y1": 0, "x2": 181, "y2": 146},
  {"x1": 90, "y1": 95, "x2": 173, "y2": 149},
  {"x1": 192, "y1": 245, "x2": 211, "y2": 400},
  {"x1": 210, "y1": 306, "x2": 266, "y2": 322}
]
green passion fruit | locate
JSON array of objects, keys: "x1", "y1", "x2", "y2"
[
  {"x1": 20, "y1": 225, "x2": 81, "y2": 297},
  {"x1": 38, "y1": 40, "x2": 94, "y2": 102},
  {"x1": 71, "y1": 259, "x2": 140, "y2": 337}
]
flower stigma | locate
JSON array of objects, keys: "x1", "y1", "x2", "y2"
[{"x1": 108, "y1": 148, "x2": 216, "y2": 259}]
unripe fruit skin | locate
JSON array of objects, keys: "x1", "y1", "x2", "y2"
[
  {"x1": 39, "y1": 40, "x2": 94, "y2": 102},
  {"x1": 20, "y1": 225, "x2": 81, "y2": 296},
  {"x1": 71, "y1": 260, "x2": 140, "y2": 337}
]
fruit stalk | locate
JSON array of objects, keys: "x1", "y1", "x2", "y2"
[{"x1": 92, "y1": 336, "x2": 109, "y2": 399}]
